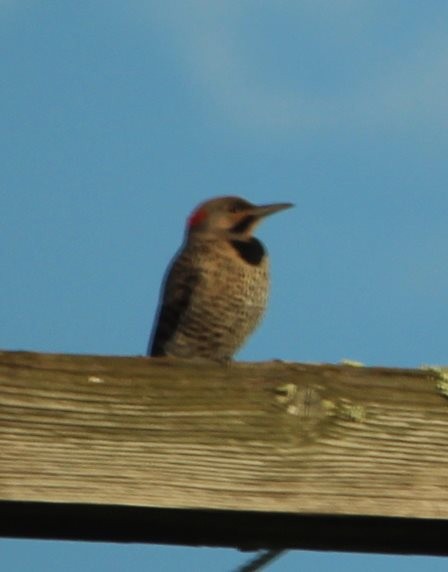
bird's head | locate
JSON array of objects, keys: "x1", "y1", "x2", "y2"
[{"x1": 186, "y1": 196, "x2": 293, "y2": 240}]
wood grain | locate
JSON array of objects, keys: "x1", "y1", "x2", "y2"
[{"x1": 1, "y1": 350, "x2": 448, "y2": 522}]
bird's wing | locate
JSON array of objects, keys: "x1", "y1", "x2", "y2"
[{"x1": 148, "y1": 252, "x2": 199, "y2": 357}]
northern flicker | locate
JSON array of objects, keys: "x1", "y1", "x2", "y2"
[{"x1": 148, "y1": 196, "x2": 293, "y2": 362}]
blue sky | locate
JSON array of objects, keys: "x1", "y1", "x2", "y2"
[{"x1": 2, "y1": 1, "x2": 448, "y2": 570}]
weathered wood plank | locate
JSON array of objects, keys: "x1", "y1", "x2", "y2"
[{"x1": 1, "y1": 350, "x2": 448, "y2": 523}]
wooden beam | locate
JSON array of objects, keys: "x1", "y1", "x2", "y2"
[{"x1": 1, "y1": 350, "x2": 448, "y2": 554}]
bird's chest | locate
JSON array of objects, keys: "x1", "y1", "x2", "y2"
[{"x1": 196, "y1": 246, "x2": 269, "y2": 317}]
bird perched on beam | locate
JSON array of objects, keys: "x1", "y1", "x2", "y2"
[{"x1": 148, "y1": 196, "x2": 293, "y2": 362}]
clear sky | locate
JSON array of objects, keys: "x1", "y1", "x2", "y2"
[{"x1": 2, "y1": 1, "x2": 448, "y2": 570}]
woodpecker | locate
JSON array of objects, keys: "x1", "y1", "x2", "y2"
[{"x1": 148, "y1": 196, "x2": 293, "y2": 362}]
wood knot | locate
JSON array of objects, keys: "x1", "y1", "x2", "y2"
[{"x1": 275, "y1": 383, "x2": 325, "y2": 420}]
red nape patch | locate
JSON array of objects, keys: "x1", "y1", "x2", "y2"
[{"x1": 187, "y1": 207, "x2": 207, "y2": 228}]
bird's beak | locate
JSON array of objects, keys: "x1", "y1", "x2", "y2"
[{"x1": 249, "y1": 202, "x2": 294, "y2": 218}]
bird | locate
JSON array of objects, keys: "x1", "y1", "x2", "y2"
[{"x1": 148, "y1": 196, "x2": 293, "y2": 362}]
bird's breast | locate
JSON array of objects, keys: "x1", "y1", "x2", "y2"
[
  {"x1": 193, "y1": 240, "x2": 269, "y2": 327},
  {"x1": 160, "y1": 237, "x2": 270, "y2": 360}
]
